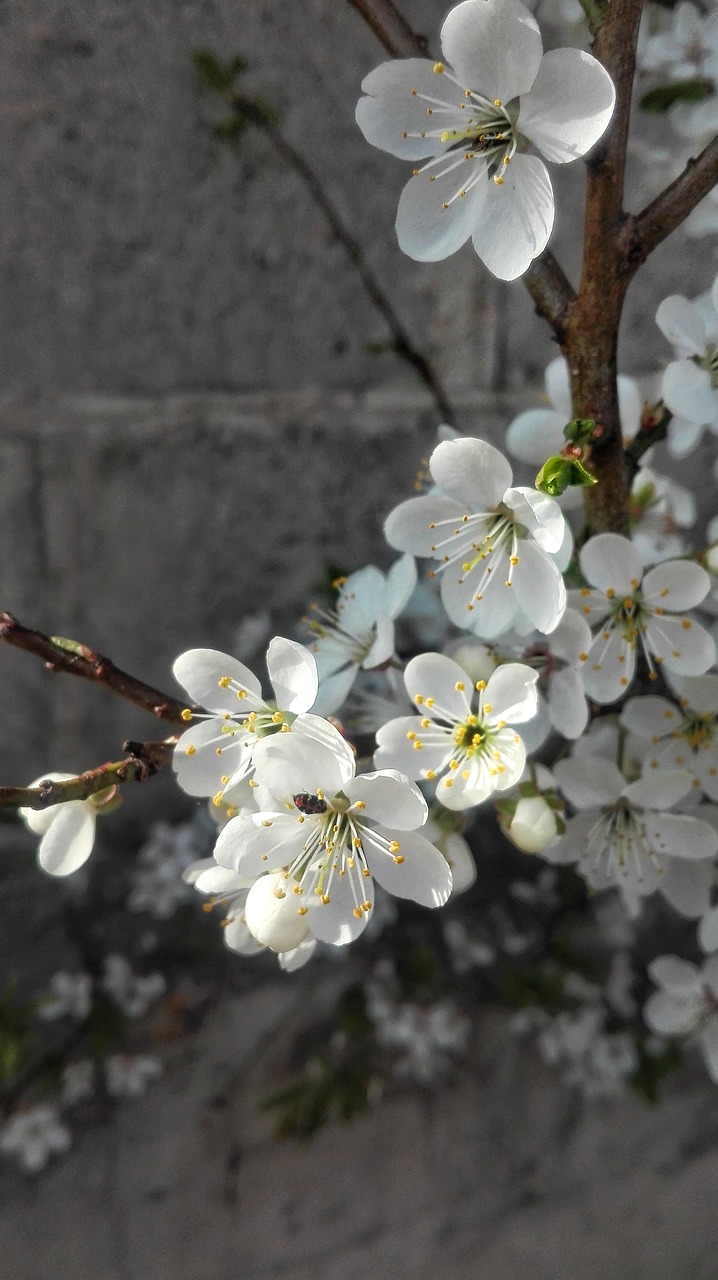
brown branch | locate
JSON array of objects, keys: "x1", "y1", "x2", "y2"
[
  {"x1": 0, "y1": 612, "x2": 191, "y2": 725},
  {"x1": 620, "y1": 136, "x2": 718, "y2": 268},
  {"x1": 0, "y1": 740, "x2": 176, "y2": 812},
  {"x1": 624, "y1": 401, "x2": 672, "y2": 475},
  {"x1": 346, "y1": 0, "x2": 428, "y2": 57}
]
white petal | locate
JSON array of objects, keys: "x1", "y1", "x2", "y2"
[
  {"x1": 484, "y1": 662, "x2": 538, "y2": 724},
  {"x1": 656, "y1": 295, "x2": 707, "y2": 357},
  {"x1": 344, "y1": 771, "x2": 428, "y2": 829},
  {"x1": 396, "y1": 162, "x2": 485, "y2": 263},
  {"x1": 173, "y1": 719, "x2": 248, "y2": 797},
  {"x1": 546, "y1": 668, "x2": 589, "y2": 739},
  {"x1": 440, "y1": 0, "x2": 543, "y2": 102},
  {"x1": 519, "y1": 48, "x2": 615, "y2": 163},
  {"x1": 617, "y1": 376, "x2": 643, "y2": 438},
  {"x1": 619, "y1": 694, "x2": 680, "y2": 739},
  {"x1": 646, "y1": 615, "x2": 715, "y2": 676},
  {"x1": 580, "y1": 627, "x2": 636, "y2": 704},
  {"x1": 266, "y1": 638, "x2": 318, "y2": 713},
  {"x1": 623, "y1": 769, "x2": 692, "y2": 810},
  {"x1": 374, "y1": 716, "x2": 450, "y2": 779},
  {"x1": 253, "y1": 732, "x2": 351, "y2": 805},
  {"x1": 19, "y1": 772, "x2": 77, "y2": 835},
  {"x1": 506, "y1": 408, "x2": 566, "y2": 464},
  {"x1": 505, "y1": 487, "x2": 565, "y2": 553},
  {"x1": 38, "y1": 805, "x2": 96, "y2": 877},
  {"x1": 191, "y1": 864, "x2": 256, "y2": 894},
  {"x1": 699, "y1": 906, "x2": 718, "y2": 952},
  {"x1": 549, "y1": 607, "x2": 592, "y2": 662},
  {"x1": 471, "y1": 154, "x2": 554, "y2": 281},
  {"x1": 312, "y1": 661, "x2": 359, "y2": 717},
  {"x1": 644, "y1": 812, "x2": 718, "y2": 859},
  {"x1": 644, "y1": 990, "x2": 698, "y2": 1036},
  {"x1": 245, "y1": 873, "x2": 311, "y2": 952},
  {"x1": 384, "y1": 493, "x2": 467, "y2": 557},
  {"x1": 545, "y1": 355, "x2": 572, "y2": 415},
  {"x1": 335, "y1": 566, "x2": 386, "y2": 634},
  {"x1": 405, "y1": 650, "x2": 472, "y2": 720},
  {"x1": 511, "y1": 540, "x2": 566, "y2": 634},
  {"x1": 362, "y1": 615, "x2": 395, "y2": 669},
  {"x1": 579, "y1": 533, "x2": 644, "y2": 594},
  {"x1": 554, "y1": 756, "x2": 624, "y2": 807},
  {"x1": 642, "y1": 560, "x2": 711, "y2": 612},
  {"x1": 443, "y1": 833, "x2": 477, "y2": 895},
  {"x1": 648, "y1": 954, "x2": 701, "y2": 993},
  {"x1": 663, "y1": 360, "x2": 717, "y2": 425},
  {"x1": 382, "y1": 554, "x2": 418, "y2": 618},
  {"x1": 429, "y1": 436, "x2": 512, "y2": 511},
  {"x1": 660, "y1": 859, "x2": 714, "y2": 918},
  {"x1": 279, "y1": 938, "x2": 317, "y2": 971},
  {"x1": 670, "y1": 674, "x2": 718, "y2": 715},
  {"x1": 173, "y1": 648, "x2": 262, "y2": 712},
  {"x1": 364, "y1": 827, "x2": 452, "y2": 906},
  {"x1": 356, "y1": 59, "x2": 466, "y2": 160}
]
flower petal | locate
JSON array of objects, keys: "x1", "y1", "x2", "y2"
[
  {"x1": 404, "y1": 651, "x2": 473, "y2": 721},
  {"x1": 619, "y1": 694, "x2": 680, "y2": 739},
  {"x1": 505, "y1": 487, "x2": 565, "y2": 553},
  {"x1": 554, "y1": 756, "x2": 624, "y2": 807},
  {"x1": 429, "y1": 436, "x2": 512, "y2": 511},
  {"x1": 660, "y1": 859, "x2": 714, "y2": 918},
  {"x1": 642, "y1": 560, "x2": 710, "y2": 612},
  {"x1": 519, "y1": 48, "x2": 615, "y2": 164},
  {"x1": 173, "y1": 719, "x2": 249, "y2": 797},
  {"x1": 364, "y1": 826, "x2": 452, "y2": 905},
  {"x1": 547, "y1": 668, "x2": 588, "y2": 739},
  {"x1": 623, "y1": 769, "x2": 692, "y2": 810},
  {"x1": 374, "y1": 715, "x2": 450, "y2": 779},
  {"x1": 382, "y1": 554, "x2": 418, "y2": 618},
  {"x1": 266, "y1": 638, "x2": 318, "y2": 714},
  {"x1": 663, "y1": 360, "x2": 717, "y2": 425},
  {"x1": 470, "y1": 154, "x2": 554, "y2": 281},
  {"x1": 511, "y1": 539, "x2": 566, "y2": 634},
  {"x1": 345, "y1": 770, "x2": 428, "y2": 829},
  {"x1": 440, "y1": 0, "x2": 543, "y2": 102},
  {"x1": 396, "y1": 162, "x2": 485, "y2": 262},
  {"x1": 245, "y1": 872, "x2": 312, "y2": 952},
  {"x1": 579, "y1": 533, "x2": 644, "y2": 594},
  {"x1": 173, "y1": 648, "x2": 262, "y2": 713},
  {"x1": 644, "y1": 812, "x2": 718, "y2": 859},
  {"x1": 356, "y1": 59, "x2": 466, "y2": 160},
  {"x1": 385, "y1": 493, "x2": 467, "y2": 557},
  {"x1": 38, "y1": 805, "x2": 96, "y2": 877},
  {"x1": 645, "y1": 614, "x2": 715, "y2": 676},
  {"x1": 484, "y1": 662, "x2": 538, "y2": 724},
  {"x1": 506, "y1": 408, "x2": 565, "y2": 464},
  {"x1": 656, "y1": 295, "x2": 707, "y2": 357}
]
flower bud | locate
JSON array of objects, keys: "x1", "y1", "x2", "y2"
[
  {"x1": 245, "y1": 872, "x2": 311, "y2": 951},
  {"x1": 505, "y1": 795, "x2": 559, "y2": 854}
]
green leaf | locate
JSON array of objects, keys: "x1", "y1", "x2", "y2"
[
  {"x1": 640, "y1": 78, "x2": 713, "y2": 114},
  {"x1": 562, "y1": 417, "x2": 596, "y2": 445},
  {"x1": 568, "y1": 459, "x2": 598, "y2": 488},
  {"x1": 192, "y1": 49, "x2": 246, "y2": 93},
  {"x1": 535, "y1": 456, "x2": 574, "y2": 497}
]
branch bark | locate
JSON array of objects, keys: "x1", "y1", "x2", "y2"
[
  {"x1": 621, "y1": 136, "x2": 718, "y2": 266},
  {"x1": 0, "y1": 612, "x2": 191, "y2": 724},
  {"x1": 0, "y1": 739, "x2": 176, "y2": 811},
  {"x1": 346, "y1": 0, "x2": 428, "y2": 57}
]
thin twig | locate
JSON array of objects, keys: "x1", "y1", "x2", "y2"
[
  {"x1": 0, "y1": 612, "x2": 190, "y2": 724},
  {"x1": 346, "y1": 0, "x2": 428, "y2": 57},
  {"x1": 620, "y1": 137, "x2": 718, "y2": 268},
  {"x1": 231, "y1": 97, "x2": 456, "y2": 423},
  {"x1": 624, "y1": 402, "x2": 672, "y2": 475},
  {"x1": 0, "y1": 740, "x2": 176, "y2": 811}
]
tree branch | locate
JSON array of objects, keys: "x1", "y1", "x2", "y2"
[
  {"x1": 0, "y1": 612, "x2": 190, "y2": 725},
  {"x1": 346, "y1": 0, "x2": 428, "y2": 57},
  {"x1": 620, "y1": 136, "x2": 718, "y2": 268},
  {"x1": 0, "y1": 739, "x2": 176, "y2": 811}
]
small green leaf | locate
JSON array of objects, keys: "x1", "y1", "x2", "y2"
[
  {"x1": 563, "y1": 417, "x2": 596, "y2": 445},
  {"x1": 568, "y1": 459, "x2": 598, "y2": 488},
  {"x1": 535, "y1": 456, "x2": 574, "y2": 497},
  {"x1": 640, "y1": 78, "x2": 713, "y2": 114},
  {"x1": 192, "y1": 49, "x2": 246, "y2": 93}
]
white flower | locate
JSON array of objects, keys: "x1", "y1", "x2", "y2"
[
  {"x1": 546, "y1": 754, "x2": 718, "y2": 917},
  {"x1": 127, "y1": 819, "x2": 209, "y2": 919},
  {"x1": 620, "y1": 676, "x2": 718, "y2": 802},
  {"x1": 571, "y1": 534, "x2": 714, "y2": 703},
  {"x1": 308, "y1": 556, "x2": 417, "y2": 715},
  {"x1": 0, "y1": 1106, "x2": 71, "y2": 1174},
  {"x1": 516, "y1": 608, "x2": 592, "y2": 750},
  {"x1": 37, "y1": 971, "x2": 92, "y2": 1022},
  {"x1": 369, "y1": 996, "x2": 470, "y2": 1083},
  {"x1": 375, "y1": 652, "x2": 538, "y2": 810},
  {"x1": 213, "y1": 719, "x2": 452, "y2": 948},
  {"x1": 644, "y1": 955, "x2": 718, "y2": 1083},
  {"x1": 629, "y1": 467, "x2": 696, "y2": 563},
  {"x1": 656, "y1": 275, "x2": 718, "y2": 452},
  {"x1": 19, "y1": 773, "x2": 101, "y2": 877},
  {"x1": 639, "y1": 3, "x2": 718, "y2": 81},
  {"x1": 536, "y1": 1006, "x2": 637, "y2": 1098},
  {"x1": 172, "y1": 637, "x2": 318, "y2": 799},
  {"x1": 443, "y1": 919, "x2": 497, "y2": 972},
  {"x1": 61, "y1": 1060, "x2": 95, "y2": 1107},
  {"x1": 356, "y1": 0, "x2": 615, "y2": 279},
  {"x1": 506, "y1": 356, "x2": 641, "y2": 464},
  {"x1": 104, "y1": 1054, "x2": 162, "y2": 1099},
  {"x1": 423, "y1": 816, "x2": 477, "y2": 894},
  {"x1": 385, "y1": 436, "x2": 567, "y2": 638},
  {"x1": 100, "y1": 955, "x2": 166, "y2": 1019}
]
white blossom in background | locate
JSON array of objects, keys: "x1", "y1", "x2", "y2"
[
  {"x1": 366, "y1": 965, "x2": 469, "y2": 1082},
  {"x1": 443, "y1": 919, "x2": 497, "y2": 972},
  {"x1": 546, "y1": 755, "x2": 718, "y2": 917},
  {"x1": 644, "y1": 955, "x2": 718, "y2": 1082},
  {"x1": 213, "y1": 718, "x2": 451, "y2": 950},
  {"x1": 100, "y1": 955, "x2": 166, "y2": 1020},
  {"x1": 36, "y1": 971, "x2": 92, "y2": 1022},
  {"x1": 104, "y1": 1054, "x2": 163, "y2": 1099},
  {"x1": 536, "y1": 1006, "x2": 638, "y2": 1098},
  {"x1": 620, "y1": 675, "x2": 718, "y2": 801},
  {"x1": 656, "y1": 275, "x2": 718, "y2": 455},
  {"x1": 355, "y1": 0, "x2": 615, "y2": 278},
  {"x1": 172, "y1": 637, "x2": 318, "y2": 799},
  {"x1": 19, "y1": 774, "x2": 103, "y2": 877},
  {"x1": 506, "y1": 356, "x2": 641, "y2": 465},
  {"x1": 385, "y1": 436, "x2": 567, "y2": 637},
  {"x1": 0, "y1": 1106, "x2": 71, "y2": 1174},
  {"x1": 605, "y1": 951, "x2": 638, "y2": 1018},
  {"x1": 629, "y1": 467, "x2": 696, "y2": 563},
  {"x1": 375, "y1": 652, "x2": 538, "y2": 810},
  {"x1": 127, "y1": 819, "x2": 210, "y2": 919},
  {"x1": 638, "y1": 3, "x2": 718, "y2": 81},
  {"x1": 61, "y1": 1061, "x2": 95, "y2": 1107},
  {"x1": 571, "y1": 533, "x2": 714, "y2": 703},
  {"x1": 308, "y1": 555, "x2": 417, "y2": 715}
]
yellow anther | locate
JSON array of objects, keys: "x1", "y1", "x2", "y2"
[
  {"x1": 236, "y1": 689, "x2": 247, "y2": 699},
  {"x1": 449, "y1": 759, "x2": 459, "y2": 770},
  {"x1": 483, "y1": 703, "x2": 492, "y2": 714},
  {"x1": 476, "y1": 680, "x2": 486, "y2": 691},
  {"x1": 425, "y1": 697, "x2": 435, "y2": 708},
  {"x1": 660, "y1": 587, "x2": 670, "y2": 597},
  {"x1": 389, "y1": 840, "x2": 400, "y2": 853},
  {"x1": 509, "y1": 556, "x2": 519, "y2": 565},
  {"x1": 218, "y1": 676, "x2": 231, "y2": 688},
  {"x1": 578, "y1": 652, "x2": 588, "y2": 662},
  {"x1": 425, "y1": 770, "x2": 436, "y2": 780},
  {"x1": 494, "y1": 98, "x2": 502, "y2": 106},
  {"x1": 455, "y1": 681, "x2": 465, "y2": 691},
  {"x1": 682, "y1": 619, "x2": 692, "y2": 630},
  {"x1": 421, "y1": 718, "x2": 431, "y2": 729},
  {"x1": 212, "y1": 792, "x2": 223, "y2": 807},
  {"x1": 220, "y1": 774, "x2": 229, "y2": 784},
  {"x1": 415, "y1": 694, "x2": 424, "y2": 704},
  {"x1": 181, "y1": 708, "x2": 193, "y2": 722},
  {"x1": 393, "y1": 855, "x2": 405, "y2": 865},
  {"x1": 354, "y1": 800, "x2": 366, "y2": 811},
  {"x1": 442, "y1": 202, "x2": 449, "y2": 209},
  {"x1": 411, "y1": 87, "x2": 417, "y2": 95},
  {"x1": 185, "y1": 744, "x2": 196, "y2": 756},
  {"x1": 413, "y1": 740, "x2": 423, "y2": 750},
  {"x1": 493, "y1": 176, "x2": 504, "y2": 185},
  {"x1": 606, "y1": 588, "x2": 616, "y2": 599},
  {"x1": 433, "y1": 61, "x2": 444, "y2": 73},
  {"x1": 630, "y1": 578, "x2": 640, "y2": 588},
  {"x1": 297, "y1": 906, "x2": 308, "y2": 916},
  {"x1": 225, "y1": 805, "x2": 237, "y2": 818},
  {"x1": 271, "y1": 711, "x2": 283, "y2": 723},
  {"x1": 444, "y1": 779, "x2": 453, "y2": 788},
  {"x1": 407, "y1": 730, "x2": 417, "y2": 740},
  {"x1": 353, "y1": 907, "x2": 363, "y2": 918},
  {"x1": 320, "y1": 893, "x2": 330, "y2": 905},
  {"x1": 249, "y1": 778, "x2": 259, "y2": 788},
  {"x1": 261, "y1": 819, "x2": 273, "y2": 828},
  {"x1": 352, "y1": 837, "x2": 361, "y2": 848}
]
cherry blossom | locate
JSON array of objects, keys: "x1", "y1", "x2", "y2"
[
  {"x1": 374, "y1": 652, "x2": 538, "y2": 810},
  {"x1": 0, "y1": 1106, "x2": 71, "y2": 1175},
  {"x1": 19, "y1": 773, "x2": 105, "y2": 877},
  {"x1": 356, "y1": 0, "x2": 615, "y2": 278},
  {"x1": 545, "y1": 754, "x2": 718, "y2": 917},
  {"x1": 385, "y1": 436, "x2": 567, "y2": 638},
  {"x1": 212, "y1": 719, "x2": 451, "y2": 948},
  {"x1": 172, "y1": 637, "x2": 318, "y2": 800},
  {"x1": 656, "y1": 275, "x2": 718, "y2": 454},
  {"x1": 620, "y1": 675, "x2": 718, "y2": 801},
  {"x1": 645, "y1": 955, "x2": 718, "y2": 1083},
  {"x1": 308, "y1": 555, "x2": 416, "y2": 715},
  {"x1": 571, "y1": 533, "x2": 714, "y2": 703}
]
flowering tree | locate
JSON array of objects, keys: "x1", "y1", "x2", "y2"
[{"x1": 3, "y1": 0, "x2": 718, "y2": 1166}]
